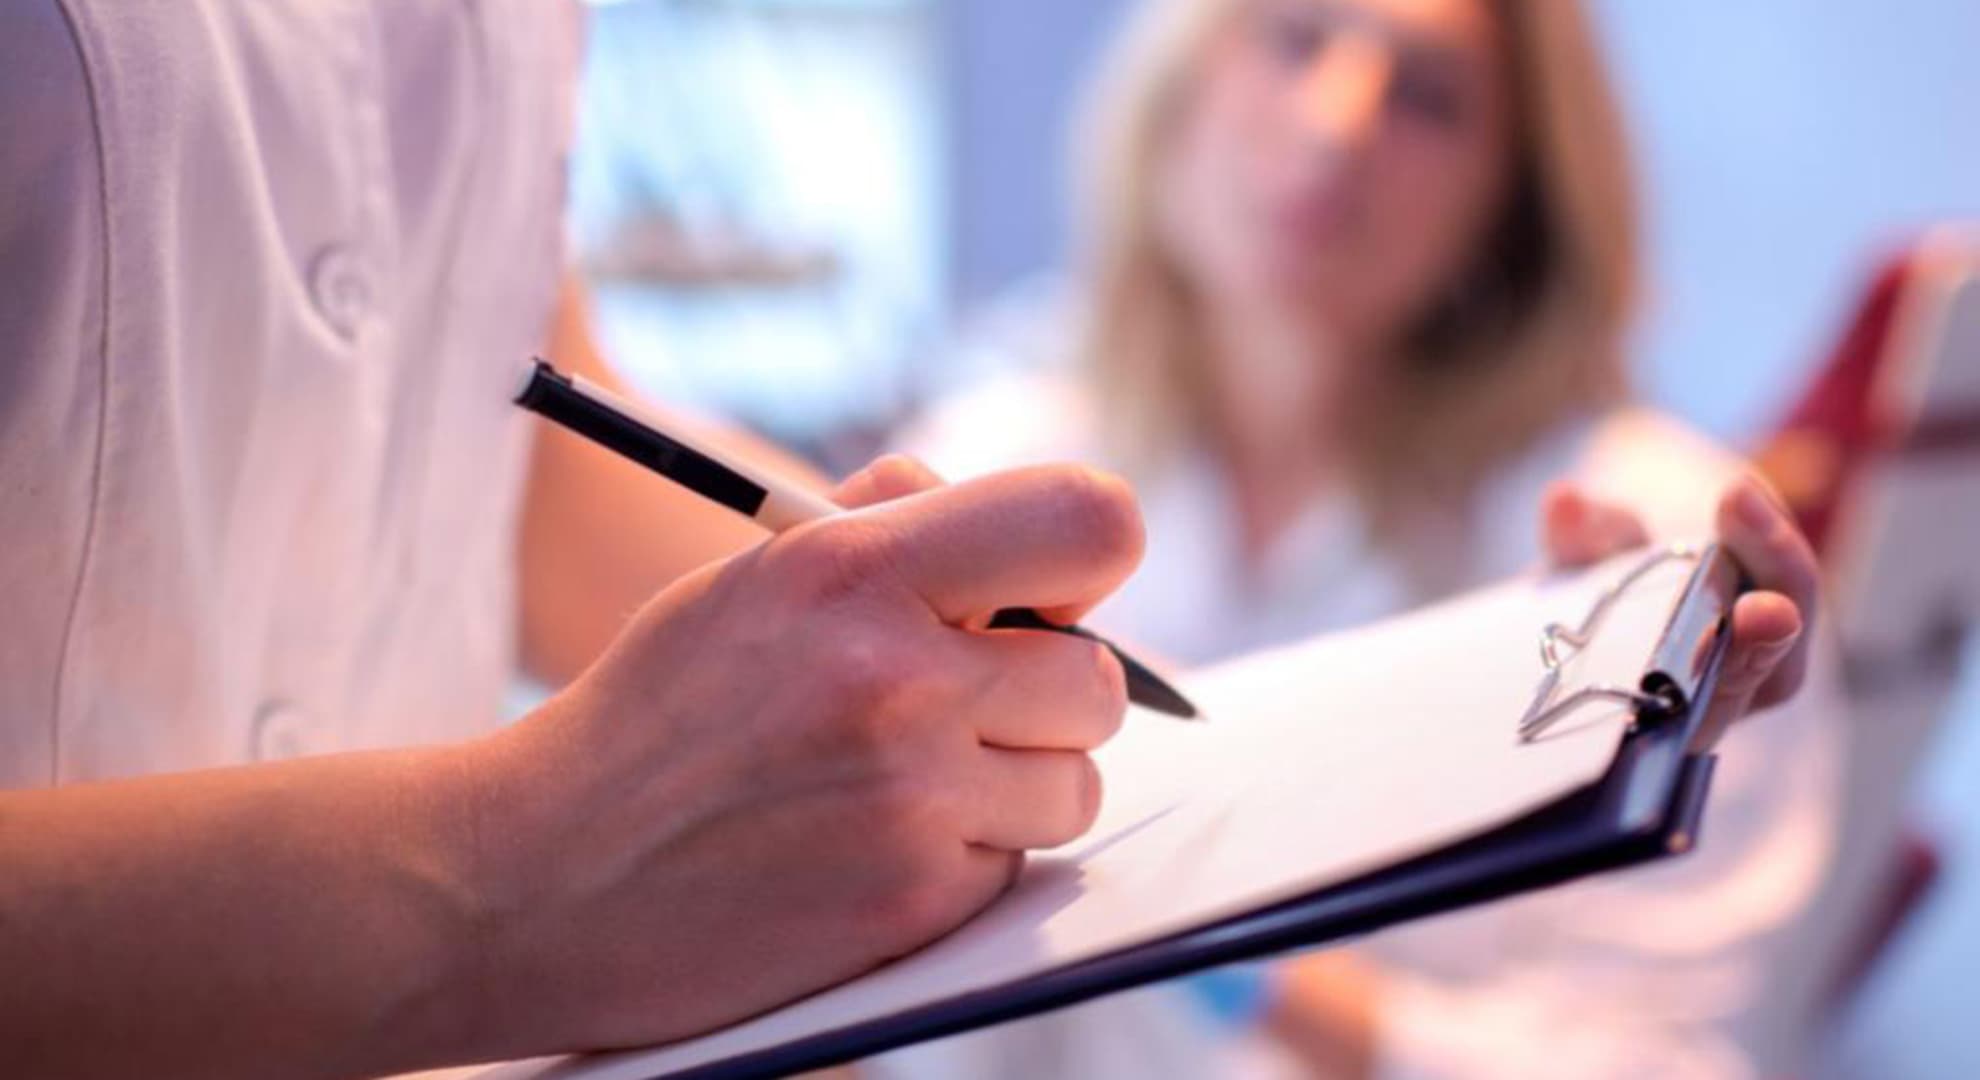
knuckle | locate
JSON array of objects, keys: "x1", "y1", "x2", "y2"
[
  {"x1": 1018, "y1": 752, "x2": 1105, "y2": 848},
  {"x1": 1069, "y1": 754, "x2": 1104, "y2": 838},
  {"x1": 827, "y1": 704, "x2": 897, "y2": 764},
  {"x1": 802, "y1": 644, "x2": 933, "y2": 767},
  {"x1": 1081, "y1": 642, "x2": 1130, "y2": 742},
  {"x1": 769, "y1": 519, "x2": 900, "y2": 607},
  {"x1": 813, "y1": 642, "x2": 955, "y2": 779},
  {"x1": 992, "y1": 638, "x2": 1127, "y2": 749},
  {"x1": 856, "y1": 801, "x2": 963, "y2": 940},
  {"x1": 825, "y1": 629, "x2": 905, "y2": 713},
  {"x1": 1025, "y1": 754, "x2": 1105, "y2": 848},
  {"x1": 866, "y1": 874, "x2": 958, "y2": 946},
  {"x1": 861, "y1": 777, "x2": 944, "y2": 837}
]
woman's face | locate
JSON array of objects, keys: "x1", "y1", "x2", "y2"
[{"x1": 1158, "y1": 0, "x2": 1516, "y2": 354}]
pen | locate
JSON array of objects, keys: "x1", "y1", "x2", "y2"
[{"x1": 514, "y1": 358, "x2": 1199, "y2": 720}]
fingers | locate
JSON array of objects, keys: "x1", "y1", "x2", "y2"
[
  {"x1": 1714, "y1": 476, "x2": 1820, "y2": 708},
  {"x1": 1541, "y1": 483, "x2": 1651, "y2": 568},
  {"x1": 959, "y1": 632, "x2": 1129, "y2": 751},
  {"x1": 1533, "y1": 474, "x2": 1820, "y2": 752},
  {"x1": 1730, "y1": 587, "x2": 1805, "y2": 650},
  {"x1": 1717, "y1": 478, "x2": 1820, "y2": 615},
  {"x1": 832, "y1": 454, "x2": 947, "y2": 510},
  {"x1": 938, "y1": 631, "x2": 1125, "y2": 851},
  {"x1": 1691, "y1": 475, "x2": 1821, "y2": 750},
  {"x1": 1693, "y1": 591, "x2": 1804, "y2": 751},
  {"x1": 964, "y1": 747, "x2": 1104, "y2": 850},
  {"x1": 851, "y1": 465, "x2": 1146, "y2": 625}
]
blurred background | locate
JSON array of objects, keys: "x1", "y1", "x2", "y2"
[{"x1": 569, "y1": 0, "x2": 1980, "y2": 1073}]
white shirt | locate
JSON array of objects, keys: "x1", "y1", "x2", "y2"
[
  {"x1": 0, "y1": 0, "x2": 576, "y2": 786},
  {"x1": 887, "y1": 371, "x2": 1845, "y2": 1080}
]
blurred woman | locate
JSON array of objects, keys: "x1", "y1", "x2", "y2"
[{"x1": 879, "y1": 0, "x2": 1842, "y2": 1076}]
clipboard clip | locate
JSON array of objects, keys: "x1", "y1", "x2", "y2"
[{"x1": 1519, "y1": 544, "x2": 1743, "y2": 742}]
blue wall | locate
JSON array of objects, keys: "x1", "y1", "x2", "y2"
[{"x1": 937, "y1": 0, "x2": 1136, "y2": 306}]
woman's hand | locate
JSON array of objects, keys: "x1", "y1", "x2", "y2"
[{"x1": 1540, "y1": 475, "x2": 1820, "y2": 749}]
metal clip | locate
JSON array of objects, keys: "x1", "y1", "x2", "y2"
[{"x1": 1518, "y1": 546, "x2": 1704, "y2": 741}]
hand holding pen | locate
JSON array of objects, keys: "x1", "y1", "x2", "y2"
[
  {"x1": 515, "y1": 360, "x2": 1198, "y2": 719},
  {"x1": 473, "y1": 401, "x2": 1157, "y2": 1049}
]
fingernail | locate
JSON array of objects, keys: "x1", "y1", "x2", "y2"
[{"x1": 1735, "y1": 483, "x2": 1773, "y2": 533}]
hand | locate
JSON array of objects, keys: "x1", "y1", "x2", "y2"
[
  {"x1": 1266, "y1": 952, "x2": 1384, "y2": 1080},
  {"x1": 1540, "y1": 475, "x2": 1819, "y2": 750},
  {"x1": 461, "y1": 462, "x2": 1143, "y2": 1055}
]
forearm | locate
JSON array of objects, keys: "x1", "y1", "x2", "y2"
[
  {"x1": 518, "y1": 277, "x2": 833, "y2": 684},
  {"x1": 0, "y1": 748, "x2": 493, "y2": 1080}
]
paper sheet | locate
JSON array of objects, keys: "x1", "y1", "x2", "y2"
[{"x1": 484, "y1": 548, "x2": 1701, "y2": 1080}]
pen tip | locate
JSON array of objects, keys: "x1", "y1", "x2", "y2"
[{"x1": 1128, "y1": 667, "x2": 1200, "y2": 721}]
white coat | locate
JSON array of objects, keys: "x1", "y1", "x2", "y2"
[{"x1": 0, "y1": 0, "x2": 575, "y2": 786}]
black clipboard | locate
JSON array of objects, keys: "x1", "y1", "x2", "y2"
[{"x1": 603, "y1": 546, "x2": 1746, "y2": 1080}]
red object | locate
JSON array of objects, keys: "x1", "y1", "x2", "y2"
[
  {"x1": 1827, "y1": 829, "x2": 1943, "y2": 1009},
  {"x1": 1756, "y1": 243, "x2": 1959, "y2": 1012},
  {"x1": 1758, "y1": 255, "x2": 1915, "y2": 555},
  {"x1": 1761, "y1": 241, "x2": 1980, "y2": 554}
]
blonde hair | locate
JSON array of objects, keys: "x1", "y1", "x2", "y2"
[{"x1": 1074, "y1": 0, "x2": 1639, "y2": 520}]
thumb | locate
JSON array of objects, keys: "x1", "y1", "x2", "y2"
[{"x1": 1691, "y1": 591, "x2": 1804, "y2": 752}]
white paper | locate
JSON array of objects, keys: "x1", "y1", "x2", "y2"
[{"x1": 482, "y1": 548, "x2": 1701, "y2": 1080}]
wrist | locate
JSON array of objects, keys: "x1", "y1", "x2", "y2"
[
  {"x1": 354, "y1": 738, "x2": 545, "y2": 1072},
  {"x1": 415, "y1": 710, "x2": 606, "y2": 1065}
]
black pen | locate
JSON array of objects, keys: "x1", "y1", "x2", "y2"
[{"x1": 514, "y1": 359, "x2": 1199, "y2": 720}]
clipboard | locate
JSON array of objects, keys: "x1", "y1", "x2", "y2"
[{"x1": 495, "y1": 545, "x2": 1745, "y2": 1080}]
